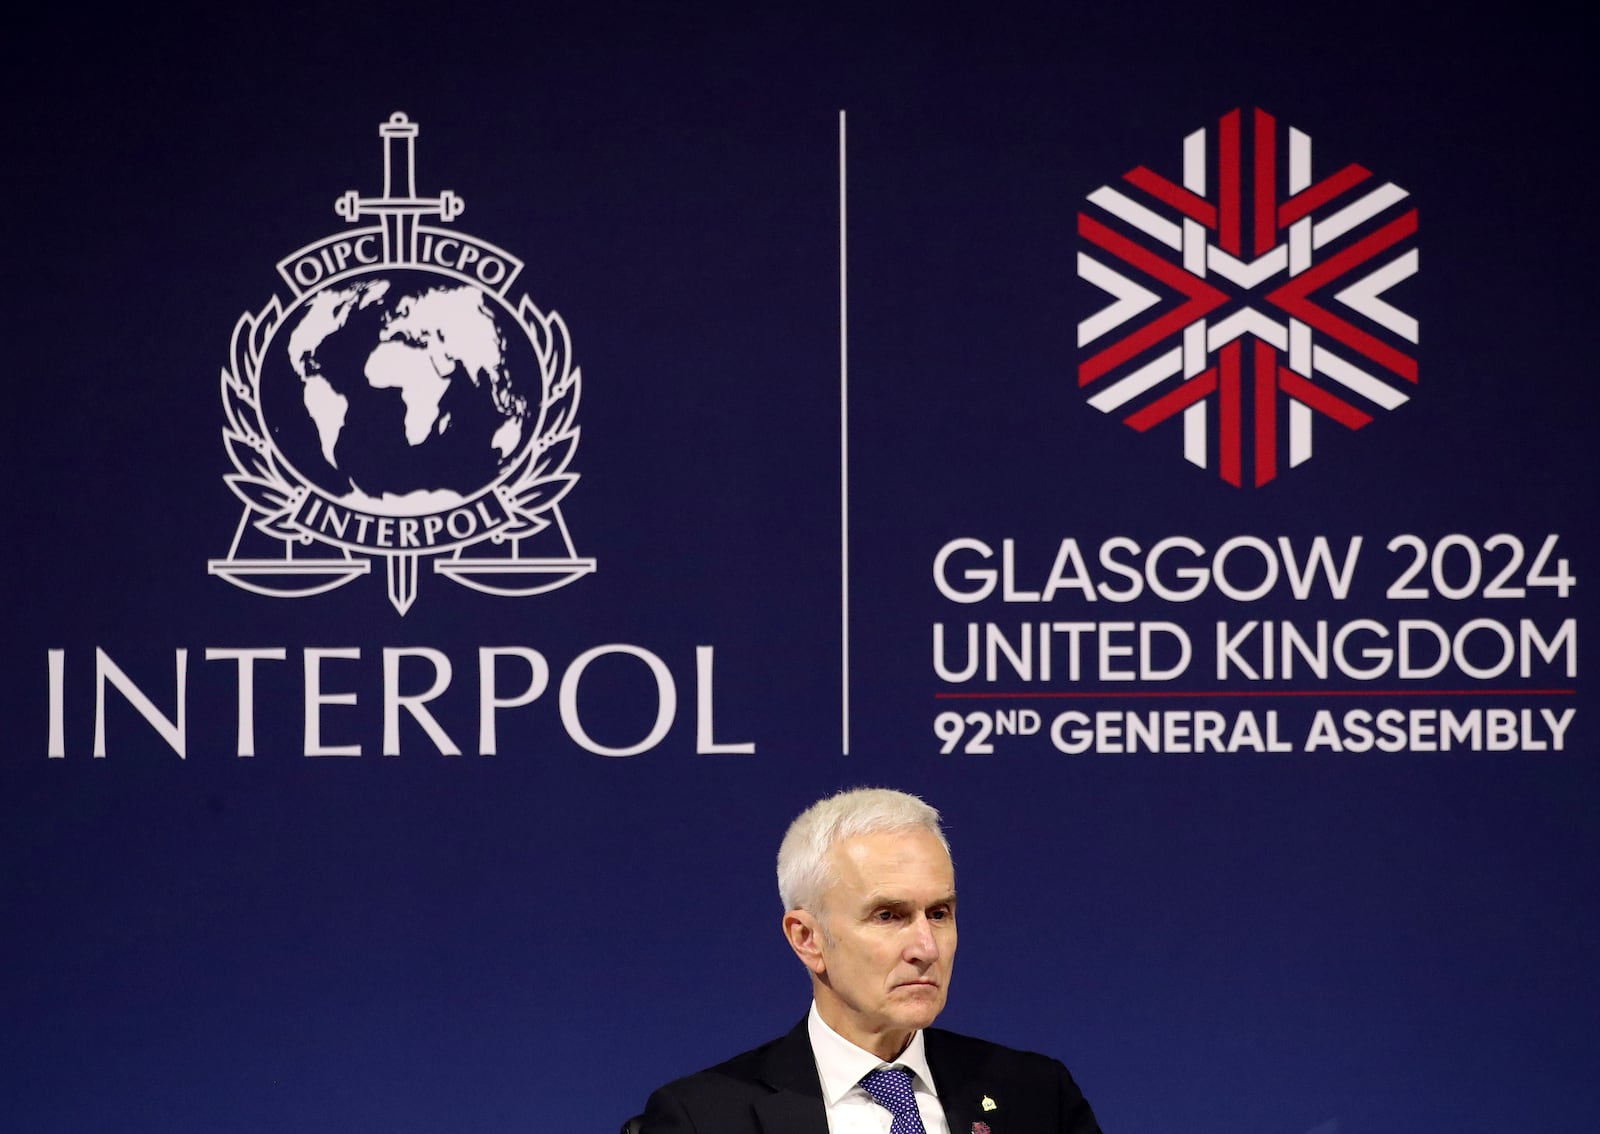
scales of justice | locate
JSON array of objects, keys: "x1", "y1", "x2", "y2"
[{"x1": 208, "y1": 112, "x2": 596, "y2": 614}]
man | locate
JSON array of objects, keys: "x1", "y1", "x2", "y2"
[{"x1": 639, "y1": 787, "x2": 1101, "y2": 1133}]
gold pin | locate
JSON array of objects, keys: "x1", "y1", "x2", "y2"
[{"x1": 981, "y1": 1096, "x2": 997, "y2": 1112}]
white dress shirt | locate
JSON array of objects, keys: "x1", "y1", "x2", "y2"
[{"x1": 807, "y1": 1002, "x2": 950, "y2": 1134}]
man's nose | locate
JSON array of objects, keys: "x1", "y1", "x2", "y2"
[{"x1": 903, "y1": 914, "x2": 940, "y2": 961}]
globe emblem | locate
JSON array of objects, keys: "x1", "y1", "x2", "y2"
[
  {"x1": 260, "y1": 270, "x2": 542, "y2": 514},
  {"x1": 209, "y1": 112, "x2": 595, "y2": 614}
]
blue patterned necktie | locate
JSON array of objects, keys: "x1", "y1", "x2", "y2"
[{"x1": 859, "y1": 1065, "x2": 929, "y2": 1134}]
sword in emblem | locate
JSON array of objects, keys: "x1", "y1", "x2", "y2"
[{"x1": 334, "y1": 111, "x2": 464, "y2": 264}]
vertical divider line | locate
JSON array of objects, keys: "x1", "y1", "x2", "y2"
[{"x1": 839, "y1": 109, "x2": 850, "y2": 756}]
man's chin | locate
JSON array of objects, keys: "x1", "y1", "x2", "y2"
[{"x1": 890, "y1": 986, "x2": 946, "y2": 1024}]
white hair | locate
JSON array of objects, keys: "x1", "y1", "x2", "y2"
[{"x1": 776, "y1": 787, "x2": 951, "y2": 913}]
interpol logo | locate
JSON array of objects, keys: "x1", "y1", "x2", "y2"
[
  {"x1": 209, "y1": 113, "x2": 593, "y2": 613},
  {"x1": 1078, "y1": 107, "x2": 1419, "y2": 486}
]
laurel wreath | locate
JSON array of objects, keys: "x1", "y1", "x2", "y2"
[{"x1": 219, "y1": 291, "x2": 582, "y2": 547}]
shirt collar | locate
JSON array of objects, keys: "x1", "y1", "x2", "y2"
[{"x1": 807, "y1": 1001, "x2": 938, "y2": 1105}]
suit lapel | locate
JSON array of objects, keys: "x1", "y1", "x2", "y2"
[
  {"x1": 753, "y1": 1019, "x2": 828, "y2": 1134},
  {"x1": 941, "y1": 1088, "x2": 984, "y2": 1134},
  {"x1": 925, "y1": 1031, "x2": 994, "y2": 1134},
  {"x1": 751, "y1": 1091, "x2": 827, "y2": 1134}
]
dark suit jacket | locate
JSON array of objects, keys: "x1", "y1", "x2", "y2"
[{"x1": 639, "y1": 1018, "x2": 1101, "y2": 1134}]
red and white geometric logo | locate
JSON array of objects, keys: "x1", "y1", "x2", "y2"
[{"x1": 1078, "y1": 107, "x2": 1418, "y2": 486}]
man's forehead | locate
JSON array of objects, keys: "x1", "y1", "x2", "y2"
[{"x1": 829, "y1": 829, "x2": 954, "y2": 884}]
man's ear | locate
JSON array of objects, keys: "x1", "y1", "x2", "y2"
[{"x1": 782, "y1": 908, "x2": 828, "y2": 975}]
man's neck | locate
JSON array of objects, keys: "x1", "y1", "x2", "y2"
[{"x1": 812, "y1": 996, "x2": 915, "y2": 1062}]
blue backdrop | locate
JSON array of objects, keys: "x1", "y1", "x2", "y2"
[{"x1": 6, "y1": 4, "x2": 1595, "y2": 1132}]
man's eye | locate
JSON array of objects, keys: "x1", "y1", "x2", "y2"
[
  {"x1": 874, "y1": 909, "x2": 898, "y2": 922},
  {"x1": 929, "y1": 907, "x2": 952, "y2": 921}
]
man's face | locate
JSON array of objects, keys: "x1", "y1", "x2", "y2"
[{"x1": 797, "y1": 827, "x2": 957, "y2": 1058}]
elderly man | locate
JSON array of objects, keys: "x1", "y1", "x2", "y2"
[{"x1": 639, "y1": 787, "x2": 1101, "y2": 1133}]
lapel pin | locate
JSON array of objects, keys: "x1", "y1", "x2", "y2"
[
  {"x1": 971, "y1": 1123, "x2": 991, "y2": 1134},
  {"x1": 981, "y1": 1095, "x2": 998, "y2": 1111}
]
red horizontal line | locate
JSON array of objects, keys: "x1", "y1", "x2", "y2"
[{"x1": 934, "y1": 689, "x2": 1577, "y2": 700}]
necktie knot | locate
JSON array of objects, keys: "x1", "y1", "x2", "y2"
[{"x1": 859, "y1": 1066, "x2": 928, "y2": 1134}]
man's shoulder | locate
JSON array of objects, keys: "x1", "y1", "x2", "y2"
[
  {"x1": 643, "y1": 1025, "x2": 814, "y2": 1113},
  {"x1": 923, "y1": 1025, "x2": 1093, "y2": 1100},
  {"x1": 924, "y1": 1027, "x2": 1101, "y2": 1132}
]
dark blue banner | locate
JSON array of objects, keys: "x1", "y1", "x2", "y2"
[{"x1": 7, "y1": 5, "x2": 1595, "y2": 1132}]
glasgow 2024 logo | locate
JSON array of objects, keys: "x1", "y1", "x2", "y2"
[
  {"x1": 1078, "y1": 107, "x2": 1419, "y2": 487},
  {"x1": 209, "y1": 112, "x2": 593, "y2": 613}
]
